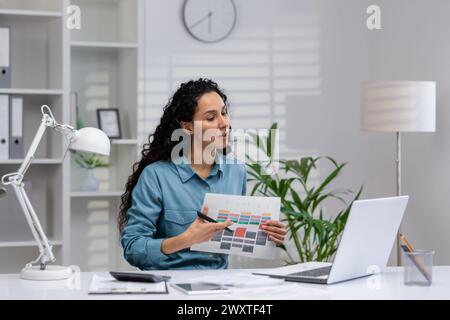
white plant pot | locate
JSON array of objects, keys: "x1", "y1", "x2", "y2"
[{"x1": 81, "y1": 169, "x2": 99, "y2": 192}]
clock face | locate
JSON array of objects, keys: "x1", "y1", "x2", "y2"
[{"x1": 183, "y1": 0, "x2": 237, "y2": 43}]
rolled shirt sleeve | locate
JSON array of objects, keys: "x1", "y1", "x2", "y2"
[{"x1": 121, "y1": 166, "x2": 176, "y2": 270}]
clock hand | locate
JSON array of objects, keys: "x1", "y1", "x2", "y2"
[
  {"x1": 189, "y1": 11, "x2": 213, "y2": 30},
  {"x1": 208, "y1": 11, "x2": 212, "y2": 33}
]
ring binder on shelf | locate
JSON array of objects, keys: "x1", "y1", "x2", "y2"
[
  {"x1": 9, "y1": 96, "x2": 24, "y2": 159},
  {"x1": 0, "y1": 27, "x2": 11, "y2": 88},
  {"x1": 0, "y1": 95, "x2": 9, "y2": 160}
]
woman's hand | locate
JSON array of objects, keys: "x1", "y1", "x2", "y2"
[
  {"x1": 182, "y1": 205, "x2": 233, "y2": 247},
  {"x1": 261, "y1": 220, "x2": 286, "y2": 245}
]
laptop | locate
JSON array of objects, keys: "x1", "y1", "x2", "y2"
[{"x1": 253, "y1": 196, "x2": 409, "y2": 284}]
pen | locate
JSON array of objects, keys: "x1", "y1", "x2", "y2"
[
  {"x1": 399, "y1": 233, "x2": 431, "y2": 282},
  {"x1": 196, "y1": 211, "x2": 233, "y2": 233}
]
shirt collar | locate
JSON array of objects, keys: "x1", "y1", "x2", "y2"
[{"x1": 174, "y1": 153, "x2": 225, "y2": 183}]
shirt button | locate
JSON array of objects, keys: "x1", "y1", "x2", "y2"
[
  {"x1": 204, "y1": 185, "x2": 209, "y2": 190},
  {"x1": 209, "y1": 254, "x2": 214, "y2": 258}
]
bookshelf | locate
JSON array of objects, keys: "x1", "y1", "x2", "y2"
[
  {"x1": 0, "y1": 0, "x2": 66, "y2": 273},
  {"x1": 68, "y1": 0, "x2": 139, "y2": 272},
  {"x1": 0, "y1": 0, "x2": 140, "y2": 273}
]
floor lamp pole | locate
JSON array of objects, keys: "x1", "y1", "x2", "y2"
[{"x1": 396, "y1": 132, "x2": 402, "y2": 266}]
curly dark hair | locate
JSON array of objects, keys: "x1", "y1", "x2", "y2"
[{"x1": 118, "y1": 78, "x2": 229, "y2": 232}]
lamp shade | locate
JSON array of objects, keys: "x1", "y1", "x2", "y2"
[
  {"x1": 361, "y1": 81, "x2": 436, "y2": 132},
  {"x1": 69, "y1": 127, "x2": 111, "y2": 156}
]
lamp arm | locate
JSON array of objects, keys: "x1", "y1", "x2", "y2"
[
  {"x1": 17, "y1": 106, "x2": 76, "y2": 181},
  {"x1": 0, "y1": 105, "x2": 76, "y2": 270},
  {"x1": 16, "y1": 116, "x2": 49, "y2": 181},
  {"x1": 11, "y1": 182, "x2": 55, "y2": 268}
]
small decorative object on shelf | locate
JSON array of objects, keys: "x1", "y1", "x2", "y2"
[
  {"x1": 72, "y1": 151, "x2": 110, "y2": 192},
  {"x1": 97, "y1": 108, "x2": 122, "y2": 139}
]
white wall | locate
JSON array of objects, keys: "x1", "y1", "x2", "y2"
[
  {"x1": 139, "y1": 0, "x2": 450, "y2": 268},
  {"x1": 140, "y1": 0, "x2": 376, "y2": 268},
  {"x1": 367, "y1": 0, "x2": 450, "y2": 265}
]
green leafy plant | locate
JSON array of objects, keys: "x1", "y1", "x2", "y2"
[
  {"x1": 72, "y1": 151, "x2": 110, "y2": 170},
  {"x1": 245, "y1": 123, "x2": 363, "y2": 264},
  {"x1": 77, "y1": 117, "x2": 85, "y2": 130}
]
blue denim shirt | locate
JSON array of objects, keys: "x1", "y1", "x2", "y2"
[{"x1": 121, "y1": 154, "x2": 247, "y2": 270}]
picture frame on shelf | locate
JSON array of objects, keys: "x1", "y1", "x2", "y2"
[{"x1": 97, "y1": 108, "x2": 122, "y2": 139}]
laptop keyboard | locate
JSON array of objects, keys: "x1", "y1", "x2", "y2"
[{"x1": 288, "y1": 266, "x2": 332, "y2": 278}]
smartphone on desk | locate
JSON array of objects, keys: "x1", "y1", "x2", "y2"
[
  {"x1": 171, "y1": 282, "x2": 232, "y2": 295},
  {"x1": 110, "y1": 271, "x2": 170, "y2": 283}
]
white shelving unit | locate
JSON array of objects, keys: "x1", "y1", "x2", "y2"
[
  {"x1": 111, "y1": 139, "x2": 138, "y2": 145},
  {"x1": 0, "y1": 159, "x2": 63, "y2": 165},
  {"x1": 70, "y1": 41, "x2": 138, "y2": 50},
  {"x1": 0, "y1": 0, "x2": 66, "y2": 273},
  {"x1": 0, "y1": 89, "x2": 64, "y2": 95},
  {"x1": 0, "y1": 0, "x2": 140, "y2": 273},
  {"x1": 0, "y1": 240, "x2": 63, "y2": 248},
  {"x1": 70, "y1": 191, "x2": 124, "y2": 198},
  {"x1": 69, "y1": 0, "x2": 139, "y2": 272},
  {"x1": 0, "y1": 9, "x2": 63, "y2": 18}
]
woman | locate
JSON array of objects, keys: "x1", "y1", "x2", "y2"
[{"x1": 119, "y1": 78, "x2": 286, "y2": 270}]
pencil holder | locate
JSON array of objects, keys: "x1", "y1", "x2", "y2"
[{"x1": 403, "y1": 249, "x2": 434, "y2": 286}]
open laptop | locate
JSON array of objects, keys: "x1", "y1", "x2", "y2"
[{"x1": 253, "y1": 196, "x2": 409, "y2": 284}]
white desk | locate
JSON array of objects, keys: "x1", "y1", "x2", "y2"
[{"x1": 1, "y1": 266, "x2": 449, "y2": 300}]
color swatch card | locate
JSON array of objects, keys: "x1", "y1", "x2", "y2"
[{"x1": 191, "y1": 193, "x2": 281, "y2": 259}]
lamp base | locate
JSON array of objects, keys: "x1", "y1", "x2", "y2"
[{"x1": 20, "y1": 265, "x2": 74, "y2": 281}]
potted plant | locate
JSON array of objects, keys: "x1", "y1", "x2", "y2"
[
  {"x1": 245, "y1": 123, "x2": 363, "y2": 264},
  {"x1": 72, "y1": 151, "x2": 110, "y2": 192}
]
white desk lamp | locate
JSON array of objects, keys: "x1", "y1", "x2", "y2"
[
  {"x1": 361, "y1": 81, "x2": 436, "y2": 265},
  {"x1": 1, "y1": 105, "x2": 110, "y2": 280}
]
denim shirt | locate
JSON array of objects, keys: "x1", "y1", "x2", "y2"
[{"x1": 121, "y1": 154, "x2": 247, "y2": 270}]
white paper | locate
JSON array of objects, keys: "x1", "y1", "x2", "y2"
[
  {"x1": 228, "y1": 283, "x2": 331, "y2": 300},
  {"x1": 191, "y1": 193, "x2": 281, "y2": 259},
  {"x1": 88, "y1": 274, "x2": 167, "y2": 294},
  {"x1": 189, "y1": 272, "x2": 285, "y2": 288}
]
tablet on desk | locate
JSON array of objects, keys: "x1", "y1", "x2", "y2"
[{"x1": 171, "y1": 282, "x2": 232, "y2": 295}]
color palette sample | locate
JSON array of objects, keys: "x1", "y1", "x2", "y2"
[
  {"x1": 210, "y1": 210, "x2": 272, "y2": 254},
  {"x1": 191, "y1": 193, "x2": 281, "y2": 259}
]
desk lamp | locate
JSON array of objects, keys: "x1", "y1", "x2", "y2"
[
  {"x1": 1, "y1": 105, "x2": 110, "y2": 280},
  {"x1": 361, "y1": 81, "x2": 436, "y2": 265}
]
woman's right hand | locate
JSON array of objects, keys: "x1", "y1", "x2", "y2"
[{"x1": 182, "y1": 205, "x2": 233, "y2": 246}]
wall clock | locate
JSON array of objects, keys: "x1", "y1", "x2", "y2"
[{"x1": 182, "y1": 0, "x2": 237, "y2": 43}]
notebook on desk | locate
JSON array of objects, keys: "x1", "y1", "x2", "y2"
[{"x1": 88, "y1": 273, "x2": 169, "y2": 294}]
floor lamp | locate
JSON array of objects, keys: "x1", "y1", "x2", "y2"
[{"x1": 360, "y1": 81, "x2": 436, "y2": 265}]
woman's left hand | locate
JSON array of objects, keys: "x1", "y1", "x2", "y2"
[{"x1": 261, "y1": 220, "x2": 286, "y2": 245}]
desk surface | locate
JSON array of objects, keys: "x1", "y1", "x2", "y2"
[{"x1": 1, "y1": 266, "x2": 449, "y2": 300}]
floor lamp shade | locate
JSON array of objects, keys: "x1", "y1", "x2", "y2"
[
  {"x1": 361, "y1": 81, "x2": 436, "y2": 132},
  {"x1": 360, "y1": 81, "x2": 436, "y2": 266}
]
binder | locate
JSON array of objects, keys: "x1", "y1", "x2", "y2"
[
  {"x1": 9, "y1": 96, "x2": 23, "y2": 159},
  {"x1": 0, "y1": 95, "x2": 9, "y2": 159},
  {"x1": 0, "y1": 27, "x2": 11, "y2": 88}
]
